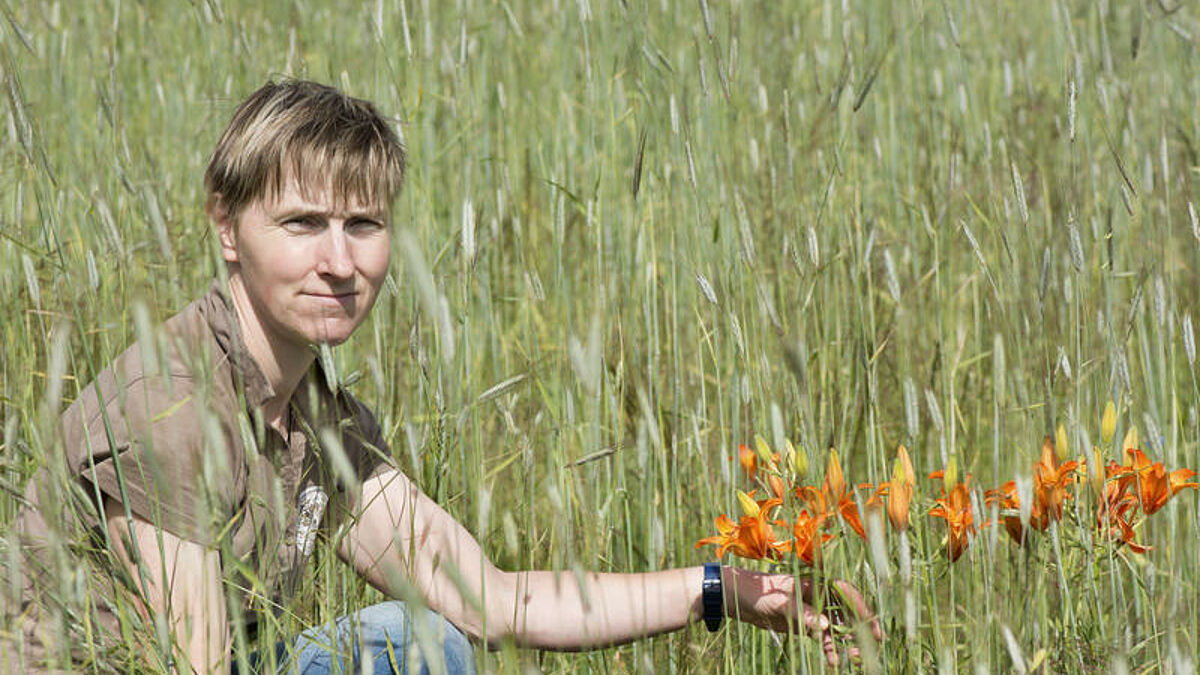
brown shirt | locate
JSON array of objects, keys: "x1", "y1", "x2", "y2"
[{"x1": 6, "y1": 282, "x2": 395, "y2": 670}]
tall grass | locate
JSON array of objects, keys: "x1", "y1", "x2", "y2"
[{"x1": 2, "y1": 0, "x2": 1198, "y2": 671}]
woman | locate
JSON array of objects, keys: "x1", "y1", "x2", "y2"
[{"x1": 10, "y1": 79, "x2": 880, "y2": 674}]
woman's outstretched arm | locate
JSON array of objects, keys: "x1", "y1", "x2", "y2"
[{"x1": 340, "y1": 469, "x2": 880, "y2": 665}]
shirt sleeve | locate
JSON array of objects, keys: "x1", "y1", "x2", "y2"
[
  {"x1": 320, "y1": 394, "x2": 396, "y2": 522},
  {"x1": 60, "y1": 360, "x2": 243, "y2": 548},
  {"x1": 349, "y1": 397, "x2": 398, "y2": 482}
]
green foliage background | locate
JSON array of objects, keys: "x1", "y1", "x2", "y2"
[{"x1": 2, "y1": 0, "x2": 1199, "y2": 671}]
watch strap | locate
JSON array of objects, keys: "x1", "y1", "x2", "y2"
[{"x1": 702, "y1": 562, "x2": 723, "y2": 632}]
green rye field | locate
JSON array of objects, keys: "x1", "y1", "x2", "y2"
[{"x1": 2, "y1": 0, "x2": 1199, "y2": 671}]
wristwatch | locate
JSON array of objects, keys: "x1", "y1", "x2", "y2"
[{"x1": 702, "y1": 562, "x2": 723, "y2": 631}]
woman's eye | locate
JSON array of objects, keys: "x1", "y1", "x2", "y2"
[
  {"x1": 283, "y1": 217, "x2": 320, "y2": 231},
  {"x1": 348, "y1": 219, "x2": 386, "y2": 233}
]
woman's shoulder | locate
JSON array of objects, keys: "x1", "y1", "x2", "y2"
[
  {"x1": 60, "y1": 292, "x2": 245, "y2": 458},
  {"x1": 319, "y1": 385, "x2": 395, "y2": 481}
]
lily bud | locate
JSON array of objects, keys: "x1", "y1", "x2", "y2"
[
  {"x1": 827, "y1": 449, "x2": 846, "y2": 497},
  {"x1": 1101, "y1": 400, "x2": 1117, "y2": 446},
  {"x1": 754, "y1": 435, "x2": 775, "y2": 469},
  {"x1": 1089, "y1": 447, "x2": 1106, "y2": 497},
  {"x1": 894, "y1": 446, "x2": 916, "y2": 486},
  {"x1": 1121, "y1": 426, "x2": 1139, "y2": 456},
  {"x1": 943, "y1": 456, "x2": 959, "y2": 492},
  {"x1": 768, "y1": 474, "x2": 786, "y2": 500},
  {"x1": 893, "y1": 456, "x2": 907, "y2": 485},
  {"x1": 888, "y1": 446, "x2": 915, "y2": 531},
  {"x1": 788, "y1": 440, "x2": 807, "y2": 478},
  {"x1": 736, "y1": 490, "x2": 761, "y2": 518},
  {"x1": 1055, "y1": 424, "x2": 1070, "y2": 463}
]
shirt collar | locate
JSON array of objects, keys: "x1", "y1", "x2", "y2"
[
  {"x1": 198, "y1": 279, "x2": 276, "y2": 408},
  {"x1": 197, "y1": 279, "x2": 340, "y2": 413}
]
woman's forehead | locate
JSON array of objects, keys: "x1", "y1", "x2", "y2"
[{"x1": 263, "y1": 173, "x2": 390, "y2": 218}]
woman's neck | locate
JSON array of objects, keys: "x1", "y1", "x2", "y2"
[{"x1": 225, "y1": 276, "x2": 315, "y2": 432}]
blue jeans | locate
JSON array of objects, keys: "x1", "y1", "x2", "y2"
[{"x1": 234, "y1": 601, "x2": 476, "y2": 674}]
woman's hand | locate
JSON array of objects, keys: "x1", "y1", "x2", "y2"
[{"x1": 723, "y1": 567, "x2": 883, "y2": 667}]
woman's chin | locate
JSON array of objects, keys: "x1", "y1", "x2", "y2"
[
  {"x1": 302, "y1": 322, "x2": 358, "y2": 347},
  {"x1": 312, "y1": 333, "x2": 353, "y2": 347}
]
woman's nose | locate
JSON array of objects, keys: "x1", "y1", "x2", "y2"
[{"x1": 316, "y1": 226, "x2": 355, "y2": 278}]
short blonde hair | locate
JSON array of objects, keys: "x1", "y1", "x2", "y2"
[{"x1": 205, "y1": 79, "x2": 405, "y2": 220}]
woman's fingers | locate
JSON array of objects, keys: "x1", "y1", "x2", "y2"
[
  {"x1": 802, "y1": 605, "x2": 841, "y2": 667},
  {"x1": 743, "y1": 571, "x2": 881, "y2": 666},
  {"x1": 801, "y1": 603, "x2": 829, "y2": 636},
  {"x1": 821, "y1": 631, "x2": 839, "y2": 666},
  {"x1": 830, "y1": 579, "x2": 885, "y2": 641}
]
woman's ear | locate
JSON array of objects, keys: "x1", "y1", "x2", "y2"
[{"x1": 208, "y1": 193, "x2": 239, "y2": 263}]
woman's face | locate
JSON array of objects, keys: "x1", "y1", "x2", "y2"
[{"x1": 218, "y1": 177, "x2": 392, "y2": 349}]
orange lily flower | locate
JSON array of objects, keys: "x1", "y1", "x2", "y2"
[
  {"x1": 1091, "y1": 457, "x2": 1150, "y2": 553},
  {"x1": 696, "y1": 513, "x2": 787, "y2": 561},
  {"x1": 984, "y1": 481, "x2": 1026, "y2": 545},
  {"x1": 1125, "y1": 448, "x2": 1199, "y2": 515},
  {"x1": 1101, "y1": 458, "x2": 1138, "y2": 503},
  {"x1": 738, "y1": 444, "x2": 758, "y2": 480},
  {"x1": 791, "y1": 510, "x2": 833, "y2": 566},
  {"x1": 800, "y1": 449, "x2": 866, "y2": 538},
  {"x1": 985, "y1": 437, "x2": 1079, "y2": 546},
  {"x1": 1096, "y1": 495, "x2": 1151, "y2": 553},
  {"x1": 929, "y1": 473, "x2": 975, "y2": 562},
  {"x1": 851, "y1": 481, "x2": 889, "y2": 541},
  {"x1": 862, "y1": 482, "x2": 885, "y2": 518},
  {"x1": 1096, "y1": 458, "x2": 1135, "y2": 510},
  {"x1": 696, "y1": 494, "x2": 787, "y2": 561},
  {"x1": 1032, "y1": 436, "x2": 1078, "y2": 527}
]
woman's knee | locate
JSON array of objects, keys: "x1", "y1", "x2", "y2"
[
  {"x1": 436, "y1": 617, "x2": 474, "y2": 675},
  {"x1": 354, "y1": 602, "x2": 474, "y2": 675}
]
